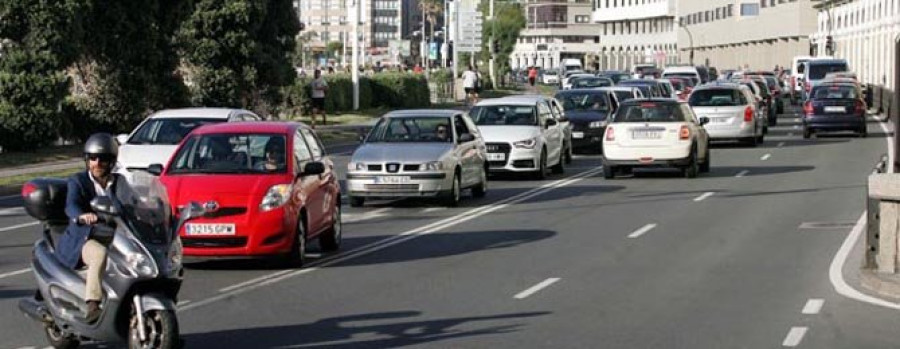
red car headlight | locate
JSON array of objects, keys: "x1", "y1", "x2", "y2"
[{"x1": 260, "y1": 184, "x2": 291, "y2": 212}]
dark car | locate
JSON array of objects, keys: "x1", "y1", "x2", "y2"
[
  {"x1": 572, "y1": 77, "x2": 614, "y2": 89},
  {"x1": 554, "y1": 89, "x2": 619, "y2": 154},
  {"x1": 802, "y1": 83, "x2": 867, "y2": 138},
  {"x1": 617, "y1": 79, "x2": 666, "y2": 98},
  {"x1": 596, "y1": 71, "x2": 632, "y2": 84}
]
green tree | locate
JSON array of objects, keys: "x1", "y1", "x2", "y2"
[
  {"x1": 326, "y1": 41, "x2": 343, "y2": 60},
  {"x1": 480, "y1": 0, "x2": 525, "y2": 85},
  {"x1": 179, "y1": 0, "x2": 300, "y2": 116}
]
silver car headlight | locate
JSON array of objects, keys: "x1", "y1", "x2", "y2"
[
  {"x1": 348, "y1": 162, "x2": 365, "y2": 171},
  {"x1": 589, "y1": 121, "x2": 607, "y2": 129},
  {"x1": 424, "y1": 161, "x2": 444, "y2": 171},
  {"x1": 513, "y1": 137, "x2": 538, "y2": 149}
]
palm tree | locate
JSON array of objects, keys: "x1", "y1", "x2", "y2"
[{"x1": 419, "y1": 0, "x2": 443, "y2": 57}]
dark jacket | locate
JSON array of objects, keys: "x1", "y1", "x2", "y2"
[{"x1": 57, "y1": 171, "x2": 116, "y2": 269}]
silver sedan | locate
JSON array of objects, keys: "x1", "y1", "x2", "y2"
[{"x1": 346, "y1": 110, "x2": 489, "y2": 207}]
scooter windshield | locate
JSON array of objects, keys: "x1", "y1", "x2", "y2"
[{"x1": 114, "y1": 171, "x2": 173, "y2": 243}]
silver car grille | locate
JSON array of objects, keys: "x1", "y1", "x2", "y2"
[{"x1": 364, "y1": 184, "x2": 421, "y2": 191}]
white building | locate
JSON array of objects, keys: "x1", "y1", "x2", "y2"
[
  {"x1": 510, "y1": 0, "x2": 603, "y2": 71},
  {"x1": 592, "y1": 0, "x2": 679, "y2": 71},
  {"x1": 810, "y1": 0, "x2": 900, "y2": 91}
]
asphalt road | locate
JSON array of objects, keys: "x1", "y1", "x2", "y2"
[{"x1": 1, "y1": 104, "x2": 899, "y2": 348}]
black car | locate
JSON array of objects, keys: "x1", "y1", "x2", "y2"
[
  {"x1": 554, "y1": 89, "x2": 619, "y2": 153},
  {"x1": 802, "y1": 83, "x2": 867, "y2": 138},
  {"x1": 596, "y1": 71, "x2": 632, "y2": 84},
  {"x1": 571, "y1": 77, "x2": 614, "y2": 89}
]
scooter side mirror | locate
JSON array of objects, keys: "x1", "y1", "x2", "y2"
[{"x1": 90, "y1": 196, "x2": 118, "y2": 216}]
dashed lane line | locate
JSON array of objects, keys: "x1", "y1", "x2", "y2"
[
  {"x1": 735, "y1": 170, "x2": 749, "y2": 178},
  {"x1": 0, "y1": 221, "x2": 39, "y2": 233},
  {"x1": 0, "y1": 268, "x2": 31, "y2": 279},
  {"x1": 627, "y1": 223, "x2": 657, "y2": 239},
  {"x1": 782, "y1": 327, "x2": 808, "y2": 347},
  {"x1": 801, "y1": 299, "x2": 824, "y2": 315},
  {"x1": 514, "y1": 278, "x2": 561, "y2": 299},
  {"x1": 761, "y1": 154, "x2": 772, "y2": 161},
  {"x1": 693, "y1": 192, "x2": 714, "y2": 202}
]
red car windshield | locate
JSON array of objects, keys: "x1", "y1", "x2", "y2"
[{"x1": 168, "y1": 133, "x2": 288, "y2": 174}]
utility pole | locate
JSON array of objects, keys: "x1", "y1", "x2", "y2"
[
  {"x1": 488, "y1": 0, "x2": 496, "y2": 88},
  {"x1": 451, "y1": 0, "x2": 459, "y2": 101},
  {"x1": 351, "y1": 0, "x2": 360, "y2": 110}
]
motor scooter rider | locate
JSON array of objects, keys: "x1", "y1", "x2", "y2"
[{"x1": 56, "y1": 133, "x2": 120, "y2": 323}]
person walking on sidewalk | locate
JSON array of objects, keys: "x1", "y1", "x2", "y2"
[
  {"x1": 463, "y1": 65, "x2": 479, "y2": 107},
  {"x1": 528, "y1": 66, "x2": 538, "y2": 87},
  {"x1": 310, "y1": 69, "x2": 328, "y2": 128}
]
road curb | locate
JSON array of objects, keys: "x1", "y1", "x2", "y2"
[{"x1": 859, "y1": 268, "x2": 900, "y2": 300}]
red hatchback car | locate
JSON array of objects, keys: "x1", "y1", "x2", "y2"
[{"x1": 153, "y1": 122, "x2": 341, "y2": 266}]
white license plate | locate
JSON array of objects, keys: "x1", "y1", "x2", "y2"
[
  {"x1": 376, "y1": 176, "x2": 410, "y2": 184},
  {"x1": 632, "y1": 130, "x2": 662, "y2": 139},
  {"x1": 487, "y1": 153, "x2": 506, "y2": 161},
  {"x1": 185, "y1": 223, "x2": 235, "y2": 236},
  {"x1": 825, "y1": 106, "x2": 846, "y2": 113},
  {"x1": 713, "y1": 117, "x2": 730, "y2": 123},
  {"x1": 572, "y1": 132, "x2": 584, "y2": 139}
]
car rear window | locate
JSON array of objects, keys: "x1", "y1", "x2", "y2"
[
  {"x1": 555, "y1": 92, "x2": 610, "y2": 112},
  {"x1": 689, "y1": 89, "x2": 746, "y2": 107},
  {"x1": 808, "y1": 63, "x2": 848, "y2": 80},
  {"x1": 613, "y1": 90, "x2": 636, "y2": 102},
  {"x1": 469, "y1": 105, "x2": 538, "y2": 126},
  {"x1": 128, "y1": 118, "x2": 222, "y2": 145},
  {"x1": 811, "y1": 86, "x2": 858, "y2": 99},
  {"x1": 572, "y1": 78, "x2": 613, "y2": 88},
  {"x1": 614, "y1": 103, "x2": 686, "y2": 123}
]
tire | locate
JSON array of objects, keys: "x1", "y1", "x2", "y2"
[
  {"x1": 45, "y1": 322, "x2": 79, "y2": 349},
  {"x1": 444, "y1": 173, "x2": 461, "y2": 207},
  {"x1": 699, "y1": 148, "x2": 710, "y2": 173},
  {"x1": 349, "y1": 196, "x2": 365, "y2": 208},
  {"x1": 803, "y1": 128, "x2": 812, "y2": 139},
  {"x1": 319, "y1": 204, "x2": 342, "y2": 252},
  {"x1": 859, "y1": 127, "x2": 868, "y2": 138},
  {"x1": 283, "y1": 216, "x2": 307, "y2": 267},
  {"x1": 683, "y1": 149, "x2": 699, "y2": 179},
  {"x1": 472, "y1": 167, "x2": 487, "y2": 198},
  {"x1": 564, "y1": 143, "x2": 573, "y2": 164},
  {"x1": 742, "y1": 137, "x2": 758, "y2": 147},
  {"x1": 128, "y1": 309, "x2": 179, "y2": 349},
  {"x1": 603, "y1": 163, "x2": 616, "y2": 179},
  {"x1": 756, "y1": 132, "x2": 764, "y2": 145},
  {"x1": 533, "y1": 150, "x2": 547, "y2": 180},
  {"x1": 551, "y1": 149, "x2": 565, "y2": 174}
]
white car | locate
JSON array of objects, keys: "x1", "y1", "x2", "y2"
[
  {"x1": 542, "y1": 71, "x2": 560, "y2": 85},
  {"x1": 116, "y1": 108, "x2": 260, "y2": 174},
  {"x1": 688, "y1": 83, "x2": 765, "y2": 146},
  {"x1": 469, "y1": 97, "x2": 566, "y2": 179},
  {"x1": 561, "y1": 72, "x2": 592, "y2": 90},
  {"x1": 602, "y1": 99, "x2": 710, "y2": 179},
  {"x1": 603, "y1": 86, "x2": 645, "y2": 102},
  {"x1": 662, "y1": 66, "x2": 702, "y2": 86}
]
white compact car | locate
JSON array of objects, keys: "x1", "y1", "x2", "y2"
[
  {"x1": 542, "y1": 71, "x2": 560, "y2": 85},
  {"x1": 116, "y1": 108, "x2": 260, "y2": 174},
  {"x1": 602, "y1": 99, "x2": 710, "y2": 179},
  {"x1": 688, "y1": 83, "x2": 765, "y2": 146},
  {"x1": 469, "y1": 97, "x2": 566, "y2": 179}
]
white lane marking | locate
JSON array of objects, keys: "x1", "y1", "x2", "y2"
[
  {"x1": 830, "y1": 214, "x2": 900, "y2": 309},
  {"x1": 0, "y1": 194, "x2": 19, "y2": 200},
  {"x1": 179, "y1": 300, "x2": 193, "y2": 306},
  {"x1": 777, "y1": 142, "x2": 785, "y2": 147},
  {"x1": 218, "y1": 270, "x2": 294, "y2": 293},
  {"x1": 693, "y1": 192, "x2": 714, "y2": 202},
  {"x1": 735, "y1": 170, "x2": 749, "y2": 178},
  {"x1": 627, "y1": 223, "x2": 657, "y2": 239},
  {"x1": 184, "y1": 167, "x2": 605, "y2": 312},
  {"x1": 342, "y1": 207, "x2": 391, "y2": 223},
  {"x1": 0, "y1": 268, "x2": 31, "y2": 279},
  {"x1": 14, "y1": 346, "x2": 36, "y2": 349},
  {"x1": 793, "y1": 125, "x2": 800, "y2": 129},
  {"x1": 782, "y1": 327, "x2": 808, "y2": 347},
  {"x1": 0, "y1": 221, "x2": 39, "y2": 232},
  {"x1": 788, "y1": 132, "x2": 794, "y2": 136},
  {"x1": 514, "y1": 278, "x2": 561, "y2": 299},
  {"x1": 423, "y1": 207, "x2": 445, "y2": 213},
  {"x1": 802, "y1": 299, "x2": 824, "y2": 314},
  {"x1": 0, "y1": 207, "x2": 24, "y2": 216},
  {"x1": 761, "y1": 154, "x2": 771, "y2": 161},
  {"x1": 794, "y1": 118, "x2": 801, "y2": 122}
]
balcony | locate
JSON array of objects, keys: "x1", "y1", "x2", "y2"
[{"x1": 592, "y1": 1, "x2": 674, "y2": 22}]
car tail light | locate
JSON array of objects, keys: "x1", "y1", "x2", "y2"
[
  {"x1": 803, "y1": 101, "x2": 814, "y2": 116},
  {"x1": 21, "y1": 182, "x2": 37, "y2": 198},
  {"x1": 605, "y1": 127, "x2": 615, "y2": 141},
  {"x1": 855, "y1": 100, "x2": 866, "y2": 115},
  {"x1": 679, "y1": 125, "x2": 690, "y2": 140},
  {"x1": 744, "y1": 106, "x2": 753, "y2": 122}
]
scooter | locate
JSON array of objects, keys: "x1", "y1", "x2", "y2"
[{"x1": 18, "y1": 172, "x2": 204, "y2": 348}]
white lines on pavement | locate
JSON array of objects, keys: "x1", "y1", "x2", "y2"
[
  {"x1": 760, "y1": 154, "x2": 771, "y2": 161},
  {"x1": 183, "y1": 166, "x2": 606, "y2": 312},
  {"x1": 794, "y1": 118, "x2": 801, "y2": 122},
  {"x1": 343, "y1": 207, "x2": 392, "y2": 223},
  {"x1": 514, "y1": 278, "x2": 561, "y2": 299},
  {"x1": 0, "y1": 194, "x2": 19, "y2": 201},
  {"x1": 0, "y1": 268, "x2": 31, "y2": 279},
  {"x1": 777, "y1": 142, "x2": 785, "y2": 148},
  {"x1": 627, "y1": 223, "x2": 657, "y2": 239},
  {"x1": 735, "y1": 170, "x2": 749, "y2": 178},
  {"x1": 782, "y1": 327, "x2": 808, "y2": 347},
  {"x1": 693, "y1": 192, "x2": 714, "y2": 202},
  {"x1": 829, "y1": 214, "x2": 900, "y2": 310},
  {"x1": 793, "y1": 125, "x2": 801, "y2": 129},
  {"x1": 0, "y1": 207, "x2": 24, "y2": 217},
  {"x1": 0, "y1": 221, "x2": 39, "y2": 232},
  {"x1": 801, "y1": 299, "x2": 824, "y2": 315},
  {"x1": 422, "y1": 207, "x2": 445, "y2": 213},
  {"x1": 787, "y1": 132, "x2": 794, "y2": 136}
]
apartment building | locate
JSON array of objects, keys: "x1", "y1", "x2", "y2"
[
  {"x1": 297, "y1": 0, "x2": 407, "y2": 65},
  {"x1": 510, "y1": 0, "x2": 602, "y2": 70},
  {"x1": 677, "y1": 0, "x2": 816, "y2": 71},
  {"x1": 592, "y1": 0, "x2": 679, "y2": 71}
]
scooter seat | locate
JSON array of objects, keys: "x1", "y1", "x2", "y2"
[{"x1": 46, "y1": 223, "x2": 67, "y2": 250}]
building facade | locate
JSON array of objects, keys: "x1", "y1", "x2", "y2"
[
  {"x1": 297, "y1": 0, "x2": 407, "y2": 66},
  {"x1": 591, "y1": 0, "x2": 679, "y2": 71},
  {"x1": 510, "y1": 0, "x2": 603, "y2": 70},
  {"x1": 676, "y1": 0, "x2": 816, "y2": 71},
  {"x1": 810, "y1": 0, "x2": 900, "y2": 91}
]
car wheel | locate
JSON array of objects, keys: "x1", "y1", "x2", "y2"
[
  {"x1": 551, "y1": 149, "x2": 565, "y2": 174},
  {"x1": 603, "y1": 162, "x2": 616, "y2": 179},
  {"x1": 683, "y1": 149, "x2": 699, "y2": 179},
  {"x1": 564, "y1": 143, "x2": 573, "y2": 164},
  {"x1": 699, "y1": 148, "x2": 710, "y2": 173},
  {"x1": 533, "y1": 150, "x2": 548, "y2": 180},
  {"x1": 756, "y1": 132, "x2": 764, "y2": 145},
  {"x1": 803, "y1": 128, "x2": 812, "y2": 139},
  {"x1": 284, "y1": 216, "x2": 307, "y2": 267},
  {"x1": 472, "y1": 167, "x2": 488, "y2": 198},
  {"x1": 444, "y1": 173, "x2": 460, "y2": 207},
  {"x1": 742, "y1": 136, "x2": 757, "y2": 147},
  {"x1": 859, "y1": 127, "x2": 868, "y2": 138},
  {"x1": 319, "y1": 204, "x2": 342, "y2": 252},
  {"x1": 349, "y1": 196, "x2": 365, "y2": 207}
]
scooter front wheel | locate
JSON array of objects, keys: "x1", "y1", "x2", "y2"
[
  {"x1": 44, "y1": 322, "x2": 79, "y2": 349},
  {"x1": 129, "y1": 310, "x2": 179, "y2": 349}
]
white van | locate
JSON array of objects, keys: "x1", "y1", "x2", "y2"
[
  {"x1": 662, "y1": 66, "x2": 702, "y2": 86},
  {"x1": 790, "y1": 55, "x2": 831, "y2": 104},
  {"x1": 561, "y1": 58, "x2": 583, "y2": 74}
]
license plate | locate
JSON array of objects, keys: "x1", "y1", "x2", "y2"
[
  {"x1": 572, "y1": 132, "x2": 584, "y2": 139},
  {"x1": 713, "y1": 118, "x2": 730, "y2": 123},
  {"x1": 632, "y1": 130, "x2": 662, "y2": 139},
  {"x1": 376, "y1": 176, "x2": 410, "y2": 184},
  {"x1": 487, "y1": 153, "x2": 506, "y2": 161},
  {"x1": 825, "y1": 106, "x2": 846, "y2": 113},
  {"x1": 185, "y1": 223, "x2": 235, "y2": 236}
]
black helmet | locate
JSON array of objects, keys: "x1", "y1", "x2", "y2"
[{"x1": 83, "y1": 133, "x2": 119, "y2": 158}]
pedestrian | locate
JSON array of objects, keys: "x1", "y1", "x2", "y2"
[
  {"x1": 309, "y1": 69, "x2": 328, "y2": 128},
  {"x1": 414, "y1": 63, "x2": 424, "y2": 74},
  {"x1": 463, "y1": 65, "x2": 479, "y2": 106},
  {"x1": 528, "y1": 66, "x2": 538, "y2": 87}
]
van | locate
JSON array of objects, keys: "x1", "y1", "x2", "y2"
[
  {"x1": 662, "y1": 66, "x2": 701, "y2": 86},
  {"x1": 631, "y1": 64, "x2": 656, "y2": 79},
  {"x1": 790, "y1": 55, "x2": 831, "y2": 104},
  {"x1": 561, "y1": 59, "x2": 583, "y2": 74},
  {"x1": 801, "y1": 58, "x2": 849, "y2": 101}
]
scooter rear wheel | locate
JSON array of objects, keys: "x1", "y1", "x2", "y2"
[
  {"x1": 44, "y1": 322, "x2": 79, "y2": 349},
  {"x1": 129, "y1": 310, "x2": 179, "y2": 349}
]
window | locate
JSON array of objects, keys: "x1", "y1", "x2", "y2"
[
  {"x1": 300, "y1": 129, "x2": 324, "y2": 159},
  {"x1": 740, "y1": 3, "x2": 759, "y2": 16},
  {"x1": 575, "y1": 15, "x2": 590, "y2": 23},
  {"x1": 293, "y1": 132, "x2": 313, "y2": 165}
]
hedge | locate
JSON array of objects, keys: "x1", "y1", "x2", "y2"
[{"x1": 285, "y1": 72, "x2": 430, "y2": 116}]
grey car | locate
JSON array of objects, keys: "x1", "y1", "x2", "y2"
[{"x1": 346, "y1": 110, "x2": 489, "y2": 207}]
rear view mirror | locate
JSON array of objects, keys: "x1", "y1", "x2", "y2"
[
  {"x1": 90, "y1": 196, "x2": 118, "y2": 216},
  {"x1": 302, "y1": 161, "x2": 326, "y2": 176},
  {"x1": 546, "y1": 118, "x2": 558, "y2": 127},
  {"x1": 699, "y1": 117, "x2": 710, "y2": 126},
  {"x1": 115, "y1": 134, "x2": 128, "y2": 145},
  {"x1": 147, "y1": 164, "x2": 164, "y2": 176},
  {"x1": 458, "y1": 133, "x2": 475, "y2": 143}
]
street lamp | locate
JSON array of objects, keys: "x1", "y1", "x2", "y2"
[{"x1": 678, "y1": 18, "x2": 694, "y2": 65}]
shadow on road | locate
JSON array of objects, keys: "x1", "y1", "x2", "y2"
[
  {"x1": 0, "y1": 287, "x2": 34, "y2": 300},
  {"x1": 183, "y1": 310, "x2": 550, "y2": 348},
  {"x1": 702, "y1": 165, "x2": 815, "y2": 178}
]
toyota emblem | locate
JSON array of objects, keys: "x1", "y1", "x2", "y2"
[{"x1": 204, "y1": 201, "x2": 220, "y2": 212}]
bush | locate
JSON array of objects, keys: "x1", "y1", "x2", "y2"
[
  {"x1": 284, "y1": 72, "x2": 429, "y2": 116},
  {"x1": 0, "y1": 49, "x2": 69, "y2": 151},
  {"x1": 370, "y1": 73, "x2": 430, "y2": 109}
]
